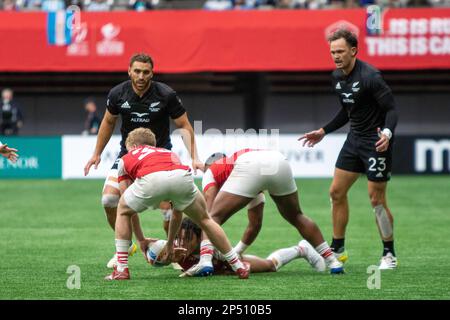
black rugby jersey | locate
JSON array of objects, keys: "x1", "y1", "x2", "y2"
[
  {"x1": 106, "y1": 80, "x2": 186, "y2": 153},
  {"x1": 323, "y1": 59, "x2": 398, "y2": 137}
]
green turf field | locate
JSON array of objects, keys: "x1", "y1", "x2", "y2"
[{"x1": 1, "y1": 176, "x2": 449, "y2": 300}]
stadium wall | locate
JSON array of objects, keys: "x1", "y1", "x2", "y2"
[
  {"x1": 11, "y1": 92, "x2": 450, "y2": 136},
  {"x1": 0, "y1": 135, "x2": 448, "y2": 179}
]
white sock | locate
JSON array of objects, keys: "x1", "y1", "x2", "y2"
[
  {"x1": 233, "y1": 241, "x2": 249, "y2": 255},
  {"x1": 115, "y1": 239, "x2": 131, "y2": 272},
  {"x1": 160, "y1": 208, "x2": 173, "y2": 221},
  {"x1": 223, "y1": 249, "x2": 244, "y2": 271},
  {"x1": 315, "y1": 241, "x2": 336, "y2": 264},
  {"x1": 267, "y1": 246, "x2": 301, "y2": 271},
  {"x1": 199, "y1": 240, "x2": 214, "y2": 266}
]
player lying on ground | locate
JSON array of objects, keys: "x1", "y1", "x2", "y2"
[
  {"x1": 184, "y1": 149, "x2": 344, "y2": 277},
  {"x1": 150, "y1": 218, "x2": 327, "y2": 275},
  {"x1": 105, "y1": 128, "x2": 249, "y2": 280}
]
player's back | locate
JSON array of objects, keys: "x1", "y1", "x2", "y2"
[
  {"x1": 208, "y1": 148, "x2": 256, "y2": 189},
  {"x1": 121, "y1": 146, "x2": 189, "y2": 181}
]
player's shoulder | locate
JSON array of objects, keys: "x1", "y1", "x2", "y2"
[
  {"x1": 152, "y1": 81, "x2": 176, "y2": 97},
  {"x1": 331, "y1": 69, "x2": 343, "y2": 80},
  {"x1": 358, "y1": 59, "x2": 383, "y2": 80},
  {"x1": 109, "y1": 80, "x2": 131, "y2": 96}
]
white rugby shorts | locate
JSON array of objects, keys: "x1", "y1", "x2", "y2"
[
  {"x1": 123, "y1": 169, "x2": 198, "y2": 213},
  {"x1": 221, "y1": 150, "x2": 297, "y2": 198}
]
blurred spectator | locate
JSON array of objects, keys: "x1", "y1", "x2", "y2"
[
  {"x1": 203, "y1": 0, "x2": 262, "y2": 9},
  {"x1": 408, "y1": 0, "x2": 431, "y2": 6},
  {"x1": 20, "y1": 0, "x2": 43, "y2": 10},
  {"x1": 2, "y1": 0, "x2": 20, "y2": 10},
  {"x1": 82, "y1": 99, "x2": 101, "y2": 135},
  {"x1": 359, "y1": 0, "x2": 376, "y2": 6},
  {"x1": 203, "y1": 0, "x2": 234, "y2": 9},
  {"x1": 232, "y1": 0, "x2": 260, "y2": 9},
  {"x1": 328, "y1": 0, "x2": 346, "y2": 8},
  {"x1": 129, "y1": 0, "x2": 157, "y2": 10},
  {"x1": 41, "y1": 0, "x2": 66, "y2": 10},
  {"x1": 66, "y1": 0, "x2": 84, "y2": 10},
  {"x1": 85, "y1": 0, "x2": 111, "y2": 11},
  {"x1": 0, "y1": 89, "x2": 24, "y2": 136},
  {"x1": 375, "y1": 0, "x2": 408, "y2": 7}
]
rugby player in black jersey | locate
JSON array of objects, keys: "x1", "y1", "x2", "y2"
[
  {"x1": 299, "y1": 29, "x2": 399, "y2": 270},
  {"x1": 84, "y1": 53, "x2": 204, "y2": 268}
]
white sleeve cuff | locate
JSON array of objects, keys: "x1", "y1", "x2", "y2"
[{"x1": 382, "y1": 128, "x2": 392, "y2": 140}]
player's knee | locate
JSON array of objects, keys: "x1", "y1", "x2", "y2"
[
  {"x1": 102, "y1": 194, "x2": 120, "y2": 208},
  {"x1": 329, "y1": 187, "x2": 346, "y2": 203}
]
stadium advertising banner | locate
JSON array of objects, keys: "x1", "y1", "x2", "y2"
[
  {"x1": 0, "y1": 8, "x2": 449, "y2": 72},
  {"x1": 392, "y1": 136, "x2": 450, "y2": 175},
  {"x1": 62, "y1": 135, "x2": 121, "y2": 179},
  {"x1": 0, "y1": 137, "x2": 61, "y2": 178},
  {"x1": 62, "y1": 133, "x2": 346, "y2": 179},
  {"x1": 2, "y1": 135, "x2": 448, "y2": 179},
  {"x1": 170, "y1": 133, "x2": 347, "y2": 178}
]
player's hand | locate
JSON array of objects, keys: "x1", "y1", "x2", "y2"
[
  {"x1": 376, "y1": 127, "x2": 390, "y2": 152},
  {"x1": 192, "y1": 159, "x2": 205, "y2": 175},
  {"x1": 298, "y1": 128, "x2": 325, "y2": 147},
  {"x1": 158, "y1": 243, "x2": 175, "y2": 264},
  {"x1": 84, "y1": 154, "x2": 101, "y2": 176},
  {"x1": 139, "y1": 238, "x2": 158, "y2": 263},
  {"x1": 0, "y1": 144, "x2": 19, "y2": 163},
  {"x1": 171, "y1": 247, "x2": 188, "y2": 262}
]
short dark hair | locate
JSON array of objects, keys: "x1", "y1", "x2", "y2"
[
  {"x1": 129, "y1": 53, "x2": 154, "y2": 68},
  {"x1": 205, "y1": 152, "x2": 227, "y2": 166},
  {"x1": 328, "y1": 29, "x2": 358, "y2": 48}
]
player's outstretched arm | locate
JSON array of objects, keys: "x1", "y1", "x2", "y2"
[
  {"x1": 299, "y1": 107, "x2": 349, "y2": 147},
  {"x1": 237, "y1": 203, "x2": 264, "y2": 254},
  {"x1": 0, "y1": 143, "x2": 19, "y2": 163},
  {"x1": 298, "y1": 128, "x2": 326, "y2": 147},
  {"x1": 84, "y1": 110, "x2": 118, "y2": 176},
  {"x1": 159, "y1": 209, "x2": 184, "y2": 264}
]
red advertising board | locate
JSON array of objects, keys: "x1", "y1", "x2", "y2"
[{"x1": 0, "y1": 8, "x2": 449, "y2": 72}]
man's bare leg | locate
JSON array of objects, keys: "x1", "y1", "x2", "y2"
[
  {"x1": 368, "y1": 180, "x2": 397, "y2": 269},
  {"x1": 102, "y1": 178, "x2": 137, "y2": 268},
  {"x1": 105, "y1": 198, "x2": 137, "y2": 280},
  {"x1": 329, "y1": 168, "x2": 359, "y2": 259},
  {"x1": 270, "y1": 191, "x2": 343, "y2": 274}
]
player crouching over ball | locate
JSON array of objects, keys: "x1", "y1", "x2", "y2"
[{"x1": 105, "y1": 128, "x2": 249, "y2": 280}]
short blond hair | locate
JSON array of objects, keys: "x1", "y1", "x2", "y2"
[{"x1": 125, "y1": 128, "x2": 156, "y2": 150}]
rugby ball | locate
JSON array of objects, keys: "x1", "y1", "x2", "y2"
[{"x1": 146, "y1": 240, "x2": 170, "y2": 267}]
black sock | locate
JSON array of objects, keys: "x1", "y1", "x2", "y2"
[
  {"x1": 331, "y1": 238, "x2": 345, "y2": 253},
  {"x1": 382, "y1": 241, "x2": 395, "y2": 257}
]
